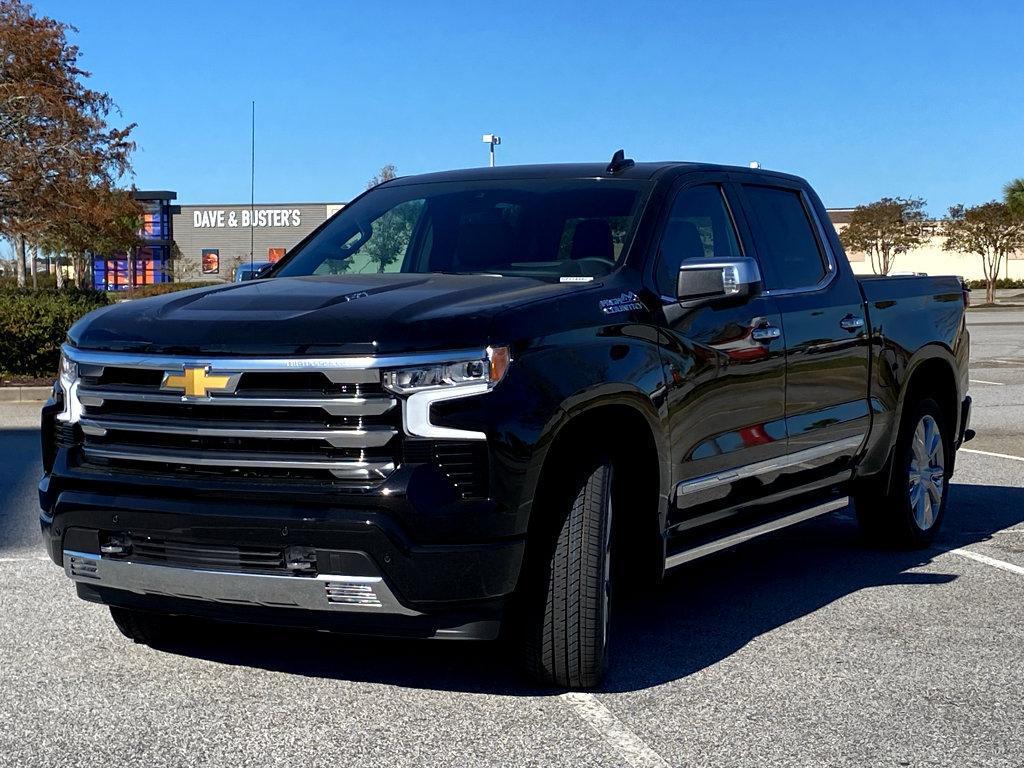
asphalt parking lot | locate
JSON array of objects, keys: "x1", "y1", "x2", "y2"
[{"x1": 1, "y1": 311, "x2": 1022, "y2": 767}]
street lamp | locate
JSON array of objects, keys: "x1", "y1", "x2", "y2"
[{"x1": 482, "y1": 134, "x2": 501, "y2": 167}]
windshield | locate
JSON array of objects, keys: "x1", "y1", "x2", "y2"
[{"x1": 273, "y1": 178, "x2": 650, "y2": 281}]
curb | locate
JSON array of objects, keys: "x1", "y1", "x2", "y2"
[{"x1": 0, "y1": 386, "x2": 51, "y2": 403}]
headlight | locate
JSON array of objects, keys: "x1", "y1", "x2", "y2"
[
  {"x1": 382, "y1": 346, "x2": 511, "y2": 395},
  {"x1": 59, "y1": 351, "x2": 78, "y2": 390},
  {"x1": 57, "y1": 348, "x2": 82, "y2": 423}
]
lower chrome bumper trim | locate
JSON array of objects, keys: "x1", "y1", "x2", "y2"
[{"x1": 62, "y1": 550, "x2": 420, "y2": 616}]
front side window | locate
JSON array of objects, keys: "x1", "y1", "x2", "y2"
[
  {"x1": 741, "y1": 185, "x2": 828, "y2": 290},
  {"x1": 655, "y1": 184, "x2": 741, "y2": 297},
  {"x1": 275, "y1": 179, "x2": 650, "y2": 282}
]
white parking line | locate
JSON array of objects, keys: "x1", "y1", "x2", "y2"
[
  {"x1": 559, "y1": 692, "x2": 670, "y2": 768},
  {"x1": 970, "y1": 379, "x2": 1004, "y2": 386},
  {"x1": 961, "y1": 448, "x2": 1024, "y2": 462},
  {"x1": 951, "y1": 548, "x2": 1024, "y2": 577}
]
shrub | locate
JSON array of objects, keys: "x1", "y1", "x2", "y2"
[
  {"x1": 965, "y1": 278, "x2": 1024, "y2": 290},
  {"x1": 112, "y1": 281, "x2": 220, "y2": 299},
  {"x1": 0, "y1": 287, "x2": 109, "y2": 377}
]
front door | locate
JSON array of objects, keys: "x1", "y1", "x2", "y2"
[{"x1": 652, "y1": 178, "x2": 789, "y2": 535}]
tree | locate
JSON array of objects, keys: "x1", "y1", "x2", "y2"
[
  {"x1": 838, "y1": 197, "x2": 928, "y2": 275},
  {"x1": 0, "y1": 0, "x2": 136, "y2": 286},
  {"x1": 943, "y1": 202, "x2": 1024, "y2": 305},
  {"x1": 37, "y1": 184, "x2": 142, "y2": 288},
  {"x1": 359, "y1": 164, "x2": 416, "y2": 273},
  {"x1": 366, "y1": 164, "x2": 397, "y2": 190},
  {"x1": 1005, "y1": 178, "x2": 1024, "y2": 218}
]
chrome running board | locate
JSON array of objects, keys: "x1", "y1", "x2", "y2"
[{"x1": 665, "y1": 496, "x2": 849, "y2": 570}]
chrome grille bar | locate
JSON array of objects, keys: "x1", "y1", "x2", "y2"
[
  {"x1": 64, "y1": 346, "x2": 486, "y2": 375},
  {"x1": 82, "y1": 446, "x2": 396, "y2": 480},
  {"x1": 80, "y1": 418, "x2": 397, "y2": 448},
  {"x1": 77, "y1": 389, "x2": 397, "y2": 417}
]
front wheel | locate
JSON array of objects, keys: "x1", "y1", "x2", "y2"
[
  {"x1": 521, "y1": 462, "x2": 613, "y2": 689},
  {"x1": 856, "y1": 397, "x2": 950, "y2": 548}
]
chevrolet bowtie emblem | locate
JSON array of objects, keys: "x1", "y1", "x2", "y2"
[{"x1": 161, "y1": 367, "x2": 238, "y2": 398}]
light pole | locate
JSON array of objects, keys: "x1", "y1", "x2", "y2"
[{"x1": 482, "y1": 134, "x2": 501, "y2": 167}]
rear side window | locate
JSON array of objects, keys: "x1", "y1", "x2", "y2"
[
  {"x1": 655, "y1": 184, "x2": 741, "y2": 297},
  {"x1": 742, "y1": 185, "x2": 828, "y2": 290}
]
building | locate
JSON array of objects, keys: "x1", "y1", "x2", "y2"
[
  {"x1": 827, "y1": 208, "x2": 1024, "y2": 281},
  {"x1": 93, "y1": 190, "x2": 345, "y2": 290},
  {"x1": 92, "y1": 190, "x2": 176, "y2": 291}
]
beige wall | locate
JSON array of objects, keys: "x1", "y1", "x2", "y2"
[{"x1": 831, "y1": 222, "x2": 1024, "y2": 280}]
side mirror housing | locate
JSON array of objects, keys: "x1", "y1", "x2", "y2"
[{"x1": 677, "y1": 257, "x2": 761, "y2": 306}]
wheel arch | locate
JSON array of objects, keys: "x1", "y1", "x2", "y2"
[
  {"x1": 867, "y1": 347, "x2": 962, "y2": 493},
  {"x1": 525, "y1": 388, "x2": 669, "y2": 578}
]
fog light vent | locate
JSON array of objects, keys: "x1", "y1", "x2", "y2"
[
  {"x1": 324, "y1": 580, "x2": 383, "y2": 608},
  {"x1": 69, "y1": 555, "x2": 100, "y2": 580}
]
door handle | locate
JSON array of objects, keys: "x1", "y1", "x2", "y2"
[
  {"x1": 840, "y1": 315, "x2": 865, "y2": 331},
  {"x1": 750, "y1": 323, "x2": 781, "y2": 342}
]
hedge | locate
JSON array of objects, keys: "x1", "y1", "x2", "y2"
[
  {"x1": 114, "y1": 281, "x2": 219, "y2": 299},
  {"x1": 0, "y1": 287, "x2": 109, "y2": 377},
  {"x1": 965, "y1": 278, "x2": 1024, "y2": 290}
]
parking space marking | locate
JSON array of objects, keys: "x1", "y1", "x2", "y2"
[
  {"x1": 961, "y1": 448, "x2": 1024, "y2": 462},
  {"x1": 970, "y1": 379, "x2": 1004, "y2": 386},
  {"x1": 951, "y1": 548, "x2": 1024, "y2": 577},
  {"x1": 559, "y1": 692, "x2": 670, "y2": 768}
]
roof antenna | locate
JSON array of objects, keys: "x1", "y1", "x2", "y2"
[{"x1": 606, "y1": 149, "x2": 635, "y2": 175}]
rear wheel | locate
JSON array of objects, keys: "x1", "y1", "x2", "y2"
[
  {"x1": 521, "y1": 462, "x2": 613, "y2": 689},
  {"x1": 856, "y1": 397, "x2": 950, "y2": 548},
  {"x1": 109, "y1": 607, "x2": 188, "y2": 646}
]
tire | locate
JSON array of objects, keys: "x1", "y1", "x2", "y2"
[
  {"x1": 521, "y1": 462, "x2": 613, "y2": 689},
  {"x1": 109, "y1": 607, "x2": 187, "y2": 646},
  {"x1": 855, "y1": 397, "x2": 950, "y2": 548}
]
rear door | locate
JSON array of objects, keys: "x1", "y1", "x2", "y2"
[
  {"x1": 652, "y1": 175, "x2": 789, "y2": 534},
  {"x1": 737, "y1": 180, "x2": 871, "y2": 484}
]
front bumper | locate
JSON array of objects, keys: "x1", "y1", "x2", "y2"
[{"x1": 41, "y1": 484, "x2": 525, "y2": 639}]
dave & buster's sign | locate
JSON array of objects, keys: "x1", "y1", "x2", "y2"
[{"x1": 192, "y1": 208, "x2": 302, "y2": 228}]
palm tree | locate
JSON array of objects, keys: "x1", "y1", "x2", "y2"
[{"x1": 1005, "y1": 178, "x2": 1024, "y2": 217}]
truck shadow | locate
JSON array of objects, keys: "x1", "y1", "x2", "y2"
[{"x1": 153, "y1": 481, "x2": 1024, "y2": 694}]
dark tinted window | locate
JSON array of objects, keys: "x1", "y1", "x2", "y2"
[
  {"x1": 655, "y1": 184, "x2": 740, "y2": 296},
  {"x1": 275, "y1": 180, "x2": 648, "y2": 282},
  {"x1": 742, "y1": 185, "x2": 827, "y2": 290}
]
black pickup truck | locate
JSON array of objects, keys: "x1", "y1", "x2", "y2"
[{"x1": 40, "y1": 154, "x2": 972, "y2": 688}]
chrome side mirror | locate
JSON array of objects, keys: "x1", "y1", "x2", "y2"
[{"x1": 677, "y1": 257, "x2": 761, "y2": 306}]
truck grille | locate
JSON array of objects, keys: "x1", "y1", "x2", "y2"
[
  {"x1": 74, "y1": 360, "x2": 400, "y2": 485},
  {"x1": 128, "y1": 538, "x2": 289, "y2": 574}
]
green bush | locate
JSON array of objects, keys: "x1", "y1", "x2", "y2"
[
  {"x1": 111, "y1": 281, "x2": 220, "y2": 299},
  {"x1": 966, "y1": 278, "x2": 1024, "y2": 290},
  {"x1": 0, "y1": 287, "x2": 109, "y2": 377}
]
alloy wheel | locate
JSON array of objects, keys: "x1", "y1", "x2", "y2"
[{"x1": 908, "y1": 414, "x2": 945, "y2": 530}]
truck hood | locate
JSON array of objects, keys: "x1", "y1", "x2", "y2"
[{"x1": 68, "y1": 274, "x2": 582, "y2": 356}]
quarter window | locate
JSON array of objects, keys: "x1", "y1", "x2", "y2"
[
  {"x1": 742, "y1": 185, "x2": 828, "y2": 290},
  {"x1": 656, "y1": 184, "x2": 741, "y2": 297}
]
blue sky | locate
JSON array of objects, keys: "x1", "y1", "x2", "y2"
[{"x1": 36, "y1": 0, "x2": 1024, "y2": 214}]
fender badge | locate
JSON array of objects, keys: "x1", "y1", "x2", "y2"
[{"x1": 599, "y1": 291, "x2": 645, "y2": 315}]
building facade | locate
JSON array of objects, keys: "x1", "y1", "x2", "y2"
[
  {"x1": 172, "y1": 201, "x2": 344, "y2": 282},
  {"x1": 93, "y1": 191, "x2": 344, "y2": 290}
]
